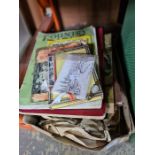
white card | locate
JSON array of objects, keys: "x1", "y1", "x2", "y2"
[{"x1": 52, "y1": 54, "x2": 95, "y2": 99}]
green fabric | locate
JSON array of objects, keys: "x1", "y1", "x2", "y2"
[
  {"x1": 121, "y1": 0, "x2": 135, "y2": 112},
  {"x1": 129, "y1": 133, "x2": 135, "y2": 143}
]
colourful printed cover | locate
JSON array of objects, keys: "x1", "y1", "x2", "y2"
[
  {"x1": 50, "y1": 46, "x2": 103, "y2": 109},
  {"x1": 52, "y1": 54, "x2": 95, "y2": 100},
  {"x1": 31, "y1": 52, "x2": 56, "y2": 102},
  {"x1": 20, "y1": 26, "x2": 99, "y2": 108},
  {"x1": 20, "y1": 47, "x2": 103, "y2": 110}
]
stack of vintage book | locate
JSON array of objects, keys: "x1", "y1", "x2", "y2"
[
  {"x1": 19, "y1": 26, "x2": 121, "y2": 120},
  {"x1": 19, "y1": 26, "x2": 133, "y2": 149}
]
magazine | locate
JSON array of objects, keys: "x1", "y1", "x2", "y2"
[{"x1": 52, "y1": 54, "x2": 95, "y2": 100}]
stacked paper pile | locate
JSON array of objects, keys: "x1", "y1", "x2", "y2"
[
  {"x1": 19, "y1": 26, "x2": 129, "y2": 148},
  {"x1": 19, "y1": 26, "x2": 108, "y2": 119}
]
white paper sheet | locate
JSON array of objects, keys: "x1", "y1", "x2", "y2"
[{"x1": 52, "y1": 54, "x2": 95, "y2": 99}]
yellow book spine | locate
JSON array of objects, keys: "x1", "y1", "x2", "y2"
[
  {"x1": 47, "y1": 35, "x2": 92, "y2": 45},
  {"x1": 50, "y1": 95, "x2": 103, "y2": 109}
]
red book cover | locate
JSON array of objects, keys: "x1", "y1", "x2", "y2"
[
  {"x1": 96, "y1": 27, "x2": 105, "y2": 87},
  {"x1": 20, "y1": 102, "x2": 106, "y2": 119}
]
